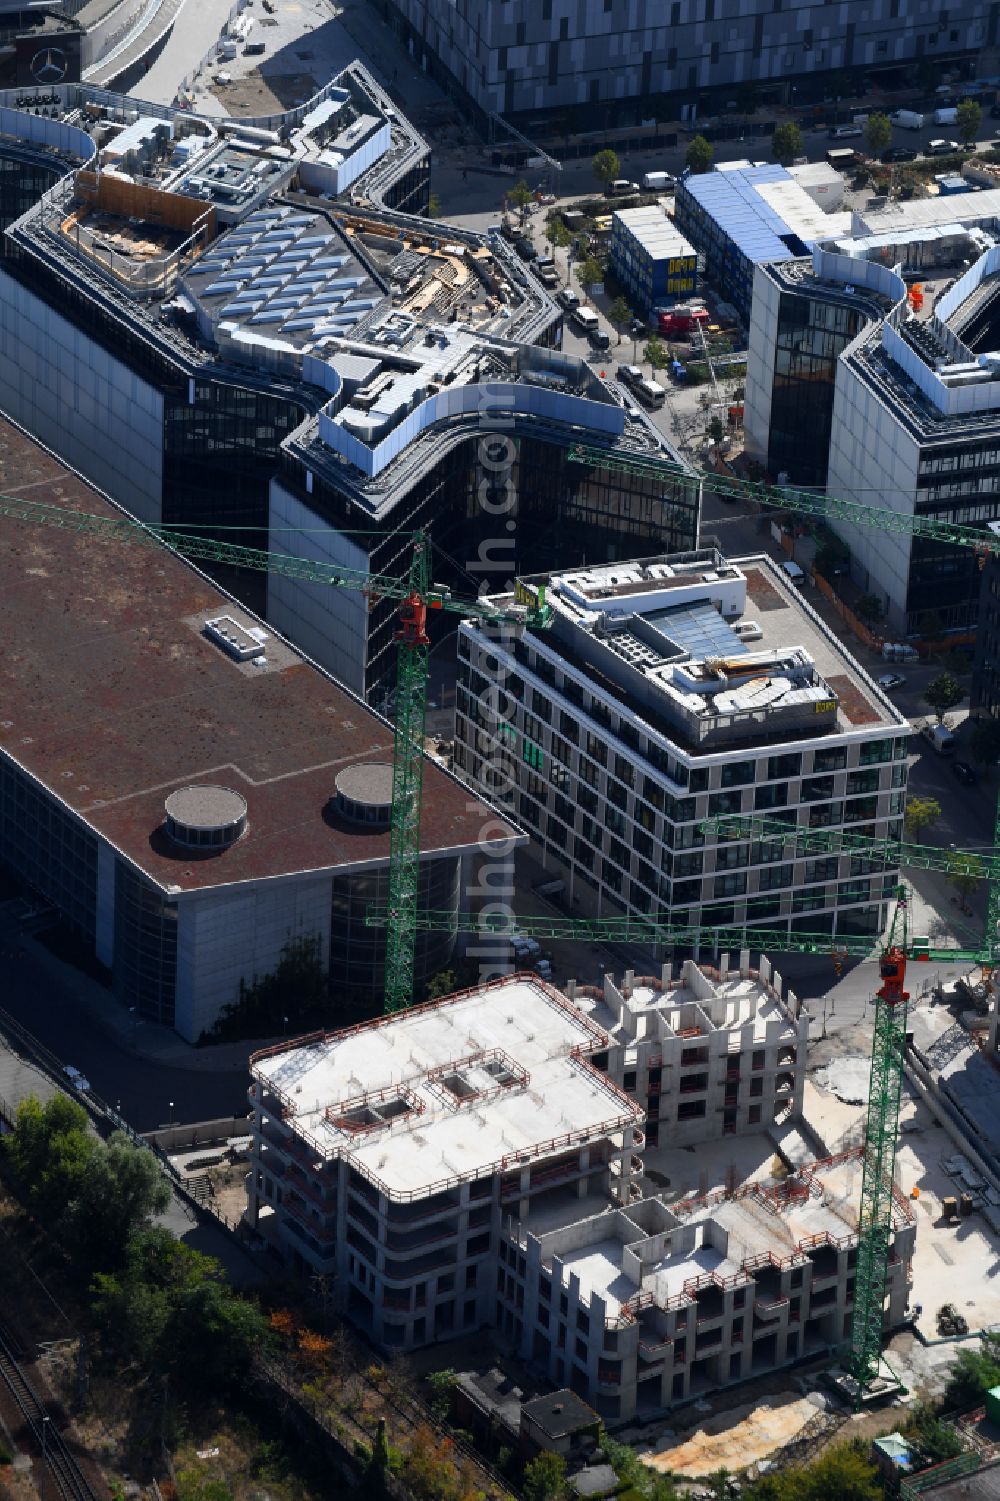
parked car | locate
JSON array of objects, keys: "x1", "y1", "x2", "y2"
[
  {"x1": 63, "y1": 1065, "x2": 91, "y2": 1092},
  {"x1": 953, "y1": 760, "x2": 978, "y2": 786},
  {"x1": 556, "y1": 287, "x2": 581, "y2": 312},
  {"x1": 883, "y1": 147, "x2": 917, "y2": 163},
  {"x1": 829, "y1": 124, "x2": 863, "y2": 140},
  {"x1": 878, "y1": 672, "x2": 906, "y2": 691},
  {"x1": 212, "y1": 70, "x2": 232, "y2": 84},
  {"x1": 926, "y1": 138, "x2": 961, "y2": 154},
  {"x1": 588, "y1": 327, "x2": 611, "y2": 351}
]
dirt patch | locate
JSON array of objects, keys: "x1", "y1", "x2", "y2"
[
  {"x1": 826, "y1": 673, "x2": 880, "y2": 725},
  {"x1": 744, "y1": 570, "x2": 787, "y2": 612},
  {"x1": 642, "y1": 1393, "x2": 831, "y2": 1478},
  {"x1": 212, "y1": 70, "x2": 319, "y2": 115}
]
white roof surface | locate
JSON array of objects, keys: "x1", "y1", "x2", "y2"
[
  {"x1": 254, "y1": 978, "x2": 640, "y2": 1199},
  {"x1": 613, "y1": 205, "x2": 697, "y2": 262}
]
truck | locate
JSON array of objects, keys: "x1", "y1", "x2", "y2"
[
  {"x1": 934, "y1": 106, "x2": 959, "y2": 125},
  {"x1": 656, "y1": 302, "x2": 709, "y2": 336},
  {"x1": 571, "y1": 306, "x2": 600, "y2": 335},
  {"x1": 890, "y1": 109, "x2": 925, "y2": 130},
  {"x1": 826, "y1": 146, "x2": 859, "y2": 171}
]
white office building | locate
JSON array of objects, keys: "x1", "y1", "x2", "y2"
[{"x1": 454, "y1": 550, "x2": 910, "y2": 945}]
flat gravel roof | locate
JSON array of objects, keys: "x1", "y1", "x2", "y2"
[{"x1": 0, "y1": 417, "x2": 515, "y2": 894}]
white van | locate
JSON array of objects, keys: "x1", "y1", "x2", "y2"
[
  {"x1": 635, "y1": 377, "x2": 666, "y2": 409},
  {"x1": 572, "y1": 306, "x2": 600, "y2": 334},
  {"x1": 781, "y1": 559, "x2": 806, "y2": 584},
  {"x1": 921, "y1": 722, "x2": 956, "y2": 756},
  {"x1": 641, "y1": 170, "x2": 676, "y2": 191}
]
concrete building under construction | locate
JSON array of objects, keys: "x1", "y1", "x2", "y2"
[{"x1": 246, "y1": 965, "x2": 913, "y2": 1419}]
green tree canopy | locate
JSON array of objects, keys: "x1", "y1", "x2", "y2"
[
  {"x1": 576, "y1": 256, "x2": 604, "y2": 295},
  {"x1": 748, "y1": 1441, "x2": 881, "y2": 1501},
  {"x1": 607, "y1": 295, "x2": 633, "y2": 342},
  {"x1": 945, "y1": 849, "x2": 985, "y2": 912},
  {"x1": 864, "y1": 113, "x2": 892, "y2": 158},
  {"x1": 685, "y1": 135, "x2": 714, "y2": 174},
  {"x1": 644, "y1": 335, "x2": 670, "y2": 370},
  {"x1": 854, "y1": 593, "x2": 883, "y2": 625},
  {"x1": 508, "y1": 179, "x2": 534, "y2": 214},
  {"x1": 924, "y1": 670, "x2": 964, "y2": 723},
  {"x1": 591, "y1": 149, "x2": 621, "y2": 188},
  {"x1": 92, "y1": 1228, "x2": 270, "y2": 1393},
  {"x1": 903, "y1": 795, "x2": 942, "y2": 838},
  {"x1": 523, "y1": 1452, "x2": 567, "y2": 1501},
  {"x1": 63, "y1": 1131, "x2": 171, "y2": 1270},
  {"x1": 943, "y1": 1332, "x2": 1000, "y2": 1410},
  {"x1": 957, "y1": 98, "x2": 982, "y2": 145},
  {"x1": 772, "y1": 121, "x2": 803, "y2": 165},
  {"x1": 2, "y1": 1094, "x2": 96, "y2": 1222}
]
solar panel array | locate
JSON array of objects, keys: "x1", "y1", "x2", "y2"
[
  {"x1": 646, "y1": 601, "x2": 748, "y2": 660},
  {"x1": 185, "y1": 206, "x2": 383, "y2": 346}
]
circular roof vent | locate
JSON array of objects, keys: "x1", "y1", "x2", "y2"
[
  {"x1": 164, "y1": 785, "x2": 248, "y2": 850},
  {"x1": 333, "y1": 763, "x2": 393, "y2": 828}
]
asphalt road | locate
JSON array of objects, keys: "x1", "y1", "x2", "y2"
[{"x1": 0, "y1": 935, "x2": 249, "y2": 1132}]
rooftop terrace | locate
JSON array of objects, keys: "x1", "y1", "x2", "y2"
[{"x1": 505, "y1": 550, "x2": 905, "y2": 752}]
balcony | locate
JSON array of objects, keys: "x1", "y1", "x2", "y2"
[{"x1": 753, "y1": 1296, "x2": 790, "y2": 1323}]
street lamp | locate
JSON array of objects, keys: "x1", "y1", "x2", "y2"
[
  {"x1": 129, "y1": 1005, "x2": 137, "y2": 1050},
  {"x1": 41, "y1": 1416, "x2": 50, "y2": 1459},
  {"x1": 168, "y1": 1100, "x2": 174, "y2": 1128},
  {"x1": 283, "y1": 1014, "x2": 288, "y2": 1037}
]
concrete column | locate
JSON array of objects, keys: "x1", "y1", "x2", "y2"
[{"x1": 578, "y1": 1144, "x2": 591, "y2": 1196}]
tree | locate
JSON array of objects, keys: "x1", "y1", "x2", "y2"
[
  {"x1": 591, "y1": 149, "x2": 620, "y2": 190},
  {"x1": 426, "y1": 192, "x2": 441, "y2": 219},
  {"x1": 425, "y1": 1368, "x2": 458, "y2": 1421},
  {"x1": 425, "y1": 969, "x2": 458, "y2": 1002},
  {"x1": 924, "y1": 670, "x2": 964, "y2": 722},
  {"x1": 971, "y1": 716, "x2": 1000, "y2": 770},
  {"x1": 508, "y1": 179, "x2": 533, "y2": 217},
  {"x1": 864, "y1": 112, "x2": 892, "y2": 159},
  {"x1": 946, "y1": 850, "x2": 985, "y2": 915},
  {"x1": 957, "y1": 98, "x2": 982, "y2": 145},
  {"x1": 644, "y1": 335, "x2": 670, "y2": 370},
  {"x1": 576, "y1": 256, "x2": 604, "y2": 297},
  {"x1": 707, "y1": 415, "x2": 725, "y2": 443},
  {"x1": 63, "y1": 1131, "x2": 171, "y2": 1272},
  {"x1": 854, "y1": 593, "x2": 883, "y2": 626},
  {"x1": 943, "y1": 1332, "x2": 1000, "y2": 1410},
  {"x1": 904, "y1": 1400, "x2": 963, "y2": 1465},
  {"x1": 2, "y1": 1094, "x2": 96, "y2": 1223},
  {"x1": 772, "y1": 121, "x2": 803, "y2": 166},
  {"x1": 607, "y1": 295, "x2": 633, "y2": 344},
  {"x1": 686, "y1": 135, "x2": 714, "y2": 174},
  {"x1": 903, "y1": 795, "x2": 942, "y2": 838},
  {"x1": 204, "y1": 933, "x2": 328, "y2": 1042},
  {"x1": 523, "y1": 1453, "x2": 567, "y2": 1501},
  {"x1": 749, "y1": 1441, "x2": 881, "y2": 1501},
  {"x1": 92, "y1": 1228, "x2": 271, "y2": 1393}
]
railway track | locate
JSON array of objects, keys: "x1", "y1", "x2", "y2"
[{"x1": 0, "y1": 1323, "x2": 101, "y2": 1501}]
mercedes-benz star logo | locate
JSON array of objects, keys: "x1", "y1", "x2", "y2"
[{"x1": 30, "y1": 47, "x2": 68, "y2": 84}]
